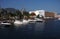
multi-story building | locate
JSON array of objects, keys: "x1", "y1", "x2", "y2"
[
  {"x1": 29, "y1": 10, "x2": 56, "y2": 19},
  {"x1": 29, "y1": 10, "x2": 45, "y2": 18},
  {"x1": 45, "y1": 11, "x2": 56, "y2": 19}
]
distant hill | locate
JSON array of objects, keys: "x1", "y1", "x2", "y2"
[
  {"x1": 0, "y1": 8, "x2": 28, "y2": 14},
  {"x1": 5, "y1": 8, "x2": 17, "y2": 13}
]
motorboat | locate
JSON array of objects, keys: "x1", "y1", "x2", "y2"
[
  {"x1": 0, "y1": 21, "x2": 12, "y2": 28},
  {"x1": 0, "y1": 21, "x2": 11, "y2": 25},
  {"x1": 22, "y1": 19, "x2": 29, "y2": 24},
  {"x1": 35, "y1": 18, "x2": 44, "y2": 22},
  {"x1": 58, "y1": 18, "x2": 60, "y2": 20},
  {"x1": 14, "y1": 20, "x2": 23, "y2": 26},
  {"x1": 28, "y1": 19, "x2": 36, "y2": 22}
]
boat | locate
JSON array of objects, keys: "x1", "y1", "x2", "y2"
[
  {"x1": 28, "y1": 19, "x2": 36, "y2": 23},
  {"x1": 0, "y1": 21, "x2": 11, "y2": 25},
  {"x1": 14, "y1": 20, "x2": 23, "y2": 26},
  {"x1": 35, "y1": 18, "x2": 44, "y2": 22},
  {"x1": 58, "y1": 18, "x2": 60, "y2": 20},
  {"x1": 0, "y1": 21, "x2": 12, "y2": 28},
  {"x1": 22, "y1": 19, "x2": 29, "y2": 24}
]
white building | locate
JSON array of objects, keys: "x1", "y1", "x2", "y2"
[{"x1": 29, "y1": 10, "x2": 45, "y2": 18}]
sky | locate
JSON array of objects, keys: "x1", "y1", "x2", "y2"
[{"x1": 0, "y1": 0, "x2": 60, "y2": 13}]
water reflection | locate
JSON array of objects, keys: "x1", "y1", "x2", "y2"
[
  {"x1": 35, "y1": 22, "x2": 45, "y2": 31},
  {"x1": 0, "y1": 20, "x2": 60, "y2": 39},
  {"x1": 42, "y1": 20, "x2": 60, "y2": 39}
]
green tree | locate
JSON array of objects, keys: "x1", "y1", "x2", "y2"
[
  {"x1": 23, "y1": 11, "x2": 30, "y2": 17},
  {"x1": 16, "y1": 10, "x2": 23, "y2": 19}
]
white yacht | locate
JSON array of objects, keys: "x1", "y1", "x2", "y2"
[
  {"x1": 58, "y1": 18, "x2": 60, "y2": 20},
  {"x1": 14, "y1": 20, "x2": 23, "y2": 26},
  {"x1": 35, "y1": 18, "x2": 44, "y2": 22},
  {"x1": 28, "y1": 19, "x2": 36, "y2": 23},
  {"x1": 14, "y1": 19, "x2": 29, "y2": 26},
  {"x1": 22, "y1": 19, "x2": 29, "y2": 24},
  {"x1": 0, "y1": 21, "x2": 11, "y2": 25}
]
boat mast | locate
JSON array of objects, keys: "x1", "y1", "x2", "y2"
[{"x1": 21, "y1": 0, "x2": 26, "y2": 15}]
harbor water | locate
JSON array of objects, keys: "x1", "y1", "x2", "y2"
[{"x1": 0, "y1": 20, "x2": 60, "y2": 39}]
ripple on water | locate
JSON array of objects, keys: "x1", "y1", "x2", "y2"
[{"x1": 0, "y1": 20, "x2": 60, "y2": 39}]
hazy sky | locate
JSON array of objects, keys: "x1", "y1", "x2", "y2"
[{"x1": 0, "y1": 0, "x2": 60, "y2": 13}]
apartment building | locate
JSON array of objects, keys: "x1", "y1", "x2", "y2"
[
  {"x1": 29, "y1": 10, "x2": 56, "y2": 19},
  {"x1": 29, "y1": 10, "x2": 45, "y2": 17},
  {"x1": 45, "y1": 12, "x2": 56, "y2": 19}
]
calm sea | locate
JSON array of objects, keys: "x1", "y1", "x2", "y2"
[{"x1": 0, "y1": 20, "x2": 60, "y2": 39}]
